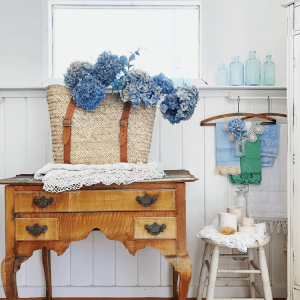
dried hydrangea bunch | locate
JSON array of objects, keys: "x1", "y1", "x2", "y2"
[
  {"x1": 93, "y1": 51, "x2": 125, "y2": 87},
  {"x1": 72, "y1": 75, "x2": 106, "y2": 111},
  {"x1": 160, "y1": 85, "x2": 199, "y2": 125},
  {"x1": 63, "y1": 61, "x2": 94, "y2": 90},
  {"x1": 120, "y1": 69, "x2": 162, "y2": 108},
  {"x1": 63, "y1": 50, "x2": 199, "y2": 124},
  {"x1": 152, "y1": 73, "x2": 175, "y2": 95}
]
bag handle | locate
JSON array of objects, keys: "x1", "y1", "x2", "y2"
[
  {"x1": 62, "y1": 98, "x2": 76, "y2": 164},
  {"x1": 119, "y1": 102, "x2": 131, "y2": 162}
]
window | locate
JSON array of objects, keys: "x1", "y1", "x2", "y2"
[{"x1": 46, "y1": 1, "x2": 201, "y2": 82}]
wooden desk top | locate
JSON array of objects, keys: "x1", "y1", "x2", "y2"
[{"x1": 0, "y1": 170, "x2": 198, "y2": 186}]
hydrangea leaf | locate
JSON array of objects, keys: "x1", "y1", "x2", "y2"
[
  {"x1": 129, "y1": 54, "x2": 135, "y2": 61},
  {"x1": 120, "y1": 55, "x2": 128, "y2": 63}
]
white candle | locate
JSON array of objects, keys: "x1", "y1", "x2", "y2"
[
  {"x1": 238, "y1": 224, "x2": 256, "y2": 234},
  {"x1": 242, "y1": 218, "x2": 254, "y2": 227},
  {"x1": 227, "y1": 206, "x2": 243, "y2": 225},
  {"x1": 218, "y1": 213, "x2": 237, "y2": 235}
]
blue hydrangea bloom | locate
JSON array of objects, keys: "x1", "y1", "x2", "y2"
[
  {"x1": 120, "y1": 70, "x2": 162, "y2": 108},
  {"x1": 72, "y1": 75, "x2": 106, "y2": 111},
  {"x1": 160, "y1": 84, "x2": 199, "y2": 125},
  {"x1": 94, "y1": 51, "x2": 125, "y2": 87},
  {"x1": 63, "y1": 61, "x2": 94, "y2": 90},
  {"x1": 152, "y1": 73, "x2": 175, "y2": 95},
  {"x1": 227, "y1": 118, "x2": 246, "y2": 140}
]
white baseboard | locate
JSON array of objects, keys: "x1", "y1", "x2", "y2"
[{"x1": 0, "y1": 285, "x2": 287, "y2": 298}]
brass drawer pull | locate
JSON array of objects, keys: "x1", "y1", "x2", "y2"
[
  {"x1": 33, "y1": 195, "x2": 54, "y2": 208},
  {"x1": 144, "y1": 222, "x2": 166, "y2": 235},
  {"x1": 26, "y1": 224, "x2": 48, "y2": 236},
  {"x1": 136, "y1": 194, "x2": 157, "y2": 207}
]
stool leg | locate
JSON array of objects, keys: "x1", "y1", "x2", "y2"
[
  {"x1": 206, "y1": 245, "x2": 219, "y2": 300},
  {"x1": 257, "y1": 246, "x2": 273, "y2": 300},
  {"x1": 197, "y1": 243, "x2": 212, "y2": 300},
  {"x1": 247, "y1": 248, "x2": 256, "y2": 298}
]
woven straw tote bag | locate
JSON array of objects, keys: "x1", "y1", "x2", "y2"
[{"x1": 46, "y1": 85, "x2": 156, "y2": 165}]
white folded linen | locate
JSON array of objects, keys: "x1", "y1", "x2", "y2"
[{"x1": 247, "y1": 124, "x2": 287, "y2": 229}]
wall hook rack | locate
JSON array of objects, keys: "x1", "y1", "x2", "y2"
[{"x1": 227, "y1": 91, "x2": 286, "y2": 103}]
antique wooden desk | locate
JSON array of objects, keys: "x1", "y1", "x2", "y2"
[{"x1": 0, "y1": 170, "x2": 197, "y2": 300}]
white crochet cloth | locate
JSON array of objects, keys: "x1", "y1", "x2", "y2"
[
  {"x1": 34, "y1": 162, "x2": 165, "y2": 193},
  {"x1": 197, "y1": 219, "x2": 267, "y2": 253}
]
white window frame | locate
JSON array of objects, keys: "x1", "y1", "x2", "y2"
[{"x1": 41, "y1": 0, "x2": 208, "y2": 86}]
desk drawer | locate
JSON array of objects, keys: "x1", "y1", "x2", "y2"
[
  {"x1": 134, "y1": 217, "x2": 177, "y2": 239},
  {"x1": 15, "y1": 191, "x2": 69, "y2": 212},
  {"x1": 70, "y1": 190, "x2": 175, "y2": 211},
  {"x1": 15, "y1": 189, "x2": 175, "y2": 212},
  {"x1": 16, "y1": 218, "x2": 59, "y2": 241}
]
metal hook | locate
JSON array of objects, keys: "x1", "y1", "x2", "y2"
[
  {"x1": 267, "y1": 96, "x2": 270, "y2": 114},
  {"x1": 237, "y1": 96, "x2": 240, "y2": 114}
]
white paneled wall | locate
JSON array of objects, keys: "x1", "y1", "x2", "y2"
[{"x1": 0, "y1": 87, "x2": 287, "y2": 298}]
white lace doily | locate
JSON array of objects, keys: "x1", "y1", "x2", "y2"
[
  {"x1": 222, "y1": 121, "x2": 264, "y2": 145},
  {"x1": 34, "y1": 161, "x2": 165, "y2": 193},
  {"x1": 196, "y1": 219, "x2": 267, "y2": 253}
]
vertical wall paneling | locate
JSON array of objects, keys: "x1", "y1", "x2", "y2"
[
  {"x1": 115, "y1": 242, "x2": 138, "y2": 286},
  {"x1": 70, "y1": 233, "x2": 93, "y2": 286},
  {"x1": 182, "y1": 97, "x2": 205, "y2": 287},
  {"x1": 0, "y1": 89, "x2": 287, "y2": 298},
  {"x1": 4, "y1": 97, "x2": 27, "y2": 286},
  {"x1": 138, "y1": 247, "x2": 161, "y2": 286},
  {"x1": 93, "y1": 231, "x2": 116, "y2": 286},
  {"x1": 26, "y1": 98, "x2": 48, "y2": 172},
  {"x1": 51, "y1": 247, "x2": 71, "y2": 287}
]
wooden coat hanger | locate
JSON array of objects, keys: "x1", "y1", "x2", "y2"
[
  {"x1": 200, "y1": 113, "x2": 277, "y2": 126},
  {"x1": 200, "y1": 96, "x2": 286, "y2": 126}
]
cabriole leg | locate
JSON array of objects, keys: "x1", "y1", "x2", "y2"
[
  {"x1": 173, "y1": 266, "x2": 179, "y2": 300},
  {"x1": 1, "y1": 256, "x2": 28, "y2": 300},
  {"x1": 42, "y1": 247, "x2": 52, "y2": 300},
  {"x1": 166, "y1": 255, "x2": 192, "y2": 300}
]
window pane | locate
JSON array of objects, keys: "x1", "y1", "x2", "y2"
[{"x1": 53, "y1": 6, "x2": 199, "y2": 79}]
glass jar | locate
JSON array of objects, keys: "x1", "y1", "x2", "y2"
[
  {"x1": 229, "y1": 56, "x2": 244, "y2": 86},
  {"x1": 234, "y1": 187, "x2": 248, "y2": 218},
  {"x1": 262, "y1": 55, "x2": 275, "y2": 86},
  {"x1": 245, "y1": 51, "x2": 261, "y2": 86},
  {"x1": 217, "y1": 63, "x2": 228, "y2": 85}
]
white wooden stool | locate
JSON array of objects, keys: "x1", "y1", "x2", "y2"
[{"x1": 197, "y1": 234, "x2": 272, "y2": 300}]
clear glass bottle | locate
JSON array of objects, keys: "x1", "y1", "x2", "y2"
[
  {"x1": 217, "y1": 63, "x2": 228, "y2": 86},
  {"x1": 234, "y1": 187, "x2": 248, "y2": 218},
  {"x1": 262, "y1": 55, "x2": 275, "y2": 86},
  {"x1": 245, "y1": 51, "x2": 261, "y2": 86},
  {"x1": 229, "y1": 56, "x2": 244, "y2": 86}
]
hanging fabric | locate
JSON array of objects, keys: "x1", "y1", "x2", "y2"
[
  {"x1": 260, "y1": 124, "x2": 280, "y2": 166},
  {"x1": 229, "y1": 134, "x2": 262, "y2": 185},
  {"x1": 215, "y1": 122, "x2": 241, "y2": 176},
  {"x1": 247, "y1": 124, "x2": 287, "y2": 233}
]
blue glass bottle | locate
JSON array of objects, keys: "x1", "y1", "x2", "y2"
[
  {"x1": 245, "y1": 51, "x2": 261, "y2": 86},
  {"x1": 217, "y1": 63, "x2": 228, "y2": 86},
  {"x1": 229, "y1": 56, "x2": 244, "y2": 86},
  {"x1": 262, "y1": 55, "x2": 275, "y2": 86}
]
